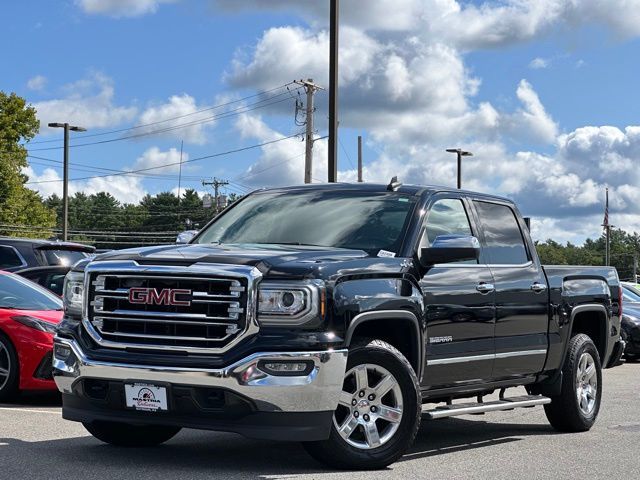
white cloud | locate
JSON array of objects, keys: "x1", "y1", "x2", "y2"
[
  {"x1": 27, "y1": 75, "x2": 47, "y2": 91},
  {"x1": 234, "y1": 114, "x2": 326, "y2": 187},
  {"x1": 503, "y1": 79, "x2": 558, "y2": 144},
  {"x1": 23, "y1": 165, "x2": 147, "y2": 204},
  {"x1": 75, "y1": 0, "x2": 178, "y2": 17},
  {"x1": 132, "y1": 146, "x2": 190, "y2": 175},
  {"x1": 24, "y1": 147, "x2": 196, "y2": 205},
  {"x1": 215, "y1": 0, "x2": 640, "y2": 48},
  {"x1": 529, "y1": 57, "x2": 550, "y2": 69},
  {"x1": 228, "y1": 26, "x2": 381, "y2": 89},
  {"x1": 34, "y1": 72, "x2": 137, "y2": 133},
  {"x1": 137, "y1": 95, "x2": 213, "y2": 144}
]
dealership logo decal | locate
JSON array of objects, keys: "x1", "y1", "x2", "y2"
[
  {"x1": 128, "y1": 287, "x2": 192, "y2": 306},
  {"x1": 132, "y1": 388, "x2": 161, "y2": 409}
]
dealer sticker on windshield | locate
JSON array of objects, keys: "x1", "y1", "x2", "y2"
[
  {"x1": 377, "y1": 250, "x2": 396, "y2": 258},
  {"x1": 125, "y1": 383, "x2": 168, "y2": 412}
]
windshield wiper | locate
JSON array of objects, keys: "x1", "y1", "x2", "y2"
[{"x1": 266, "y1": 242, "x2": 327, "y2": 247}]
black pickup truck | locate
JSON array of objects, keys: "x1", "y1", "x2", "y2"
[{"x1": 53, "y1": 182, "x2": 625, "y2": 469}]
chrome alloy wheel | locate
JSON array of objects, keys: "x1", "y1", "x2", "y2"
[
  {"x1": 333, "y1": 364, "x2": 403, "y2": 450},
  {"x1": 576, "y1": 352, "x2": 598, "y2": 416},
  {"x1": 0, "y1": 341, "x2": 10, "y2": 391}
]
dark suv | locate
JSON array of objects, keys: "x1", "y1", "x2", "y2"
[{"x1": 0, "y1": 238, "x2": 95, "y2": 272}]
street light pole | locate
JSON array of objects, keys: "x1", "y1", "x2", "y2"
[
  {"x1": 48, "y1": 122, "x2": 86, "y2": 241},
  {"x1": 328, "y1": 0, "x2": 339, "y2": 183},
  {"x1": 446, "y1": 148, "x2": 473, "y2": 189}
]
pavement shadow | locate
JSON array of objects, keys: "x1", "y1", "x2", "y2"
[
  {"x1": 404, "y1": 416, "x2": 556, "y2": 462},
  {"x1": 0, "y1": 391, "x2": 62, "y2": 407},
  {"x1": 0, "y1": 414, "x2": 559, "y2": 479}
]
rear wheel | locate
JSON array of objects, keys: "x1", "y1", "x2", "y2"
[
  {"x1": 0, "y1": 333, "x2": 19, "y2": 402},
  {"x1": 544, "y1": 334, "x2": 602, "y2": 432},
  {"x1": 619, "y1": 329, "x2": 640, "y2": 362},
  {"x1": 83, "y1": 421, "x2": 181, "y2": 447},
  {"x1": 303, "y1": 339, "x2": 421, "y2": 470}
]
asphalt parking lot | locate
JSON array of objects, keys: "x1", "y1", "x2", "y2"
[{"x1": 1, "y1": 363, "x2": 638, "y2": 480}]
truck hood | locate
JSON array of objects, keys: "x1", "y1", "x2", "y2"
[{"x1": 89, "y1": 243, "x2": 378, "y2": 278}]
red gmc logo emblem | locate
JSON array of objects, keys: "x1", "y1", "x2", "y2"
[{"x1": 128, "y1": 287, "x2": 192, "y2": 306}]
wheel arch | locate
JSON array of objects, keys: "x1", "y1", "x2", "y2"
[
  {"x1": 567, "y1": 304, "x2": 609, "y2": 364},
  {"x1": 345, "y1": 310, "x2": 424, "y2": 380}
]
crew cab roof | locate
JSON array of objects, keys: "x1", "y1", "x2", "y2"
[{"x1": 251, "y1": 182, "x2": 514, "y2": 204}]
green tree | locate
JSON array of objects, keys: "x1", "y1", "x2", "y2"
[{"x1": 0, "y1": 92, "x2": 55, "y2": 237}]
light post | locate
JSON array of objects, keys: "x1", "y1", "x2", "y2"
[
  {"x1": 328, "y1": 0, "x2": 339, "y2": 183},
  {"x1": 446, "y1": 148, "x2": 473, "y2": 189},
  {"x1": 48, "y1": 122, "x2": 86, "y2": 241}
]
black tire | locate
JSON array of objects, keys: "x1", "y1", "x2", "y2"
[
  {"x1": 619, "y1": 329, "x2": 640, "y2": 362},
  {"x1": 303, "y1": 339, "x2": 421, "y2": 470},
  {"x1": 544, "y1": 334, "x2": 602, "y2": 432},
  {"x1": 0, "y1": 332, "x2": 19, "y2": 402},
  {"x1": 83, "y1": 421, "x2": 181, "y2": 447}
]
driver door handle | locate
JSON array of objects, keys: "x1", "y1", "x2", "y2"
[
  {"x1": 531, "y1": 282, "x2": 547, "y2": 293},
  {"x1": 476, "y1": 282, "x2": 495, "y2": 294}
]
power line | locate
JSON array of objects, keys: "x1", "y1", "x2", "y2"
[
  {"x1": 25, "y1": 83, "x2": 300, "y2": 146},
  {"x1": 0, "y1": 224, "x2": 181, "y2": 235},
  {"x1": 25, "y1": 133, "x2": 304, "y2": 185},
  {"x1": 339, "y1": 137, "x2": 356, "y2": 170},
  {"x1": 26, "y1": 93, "x2": 298, "y2": 152}
]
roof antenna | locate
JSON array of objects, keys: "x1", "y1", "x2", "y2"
[{"x1": 387, "y1": 176, "x2": 402, "y2": 191}]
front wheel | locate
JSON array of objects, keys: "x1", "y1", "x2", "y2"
[
  {"x1": 83, "y1": 421, "x2": 181, "y2": 447},
  {"x1": 544, "y1": 334, "x2": 602, "y2": 432},
  {"x1": 0, "y1": 333, "x2": 19, "y2": 402},
  {"x1": 303, "y1": 339, "x2": 421, "y2": 470}
]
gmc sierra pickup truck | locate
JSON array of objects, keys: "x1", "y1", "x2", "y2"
[{"x1": 53, "y1": 181, "x2": 625, "y2": 469}]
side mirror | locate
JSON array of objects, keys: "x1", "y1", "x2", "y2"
[
  {"x1": 420, "y1": 235, "x2": 480, "y2": 267},
  {"x1": 176, "y1": 230, "x2": 198, "y2": 244}
]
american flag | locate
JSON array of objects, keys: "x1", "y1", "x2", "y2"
[{"x1": 602, "y1": 187, "x2": 609, "y2": 231}]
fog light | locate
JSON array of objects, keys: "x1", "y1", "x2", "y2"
[
  {"x1": 54, "y1": 344, "x2": 72, "y2": 360},
  {"x1": 257, "y1": 360, "x2": 313, "y2": 376}
]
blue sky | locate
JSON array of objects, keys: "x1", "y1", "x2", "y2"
[{"x1": 3, "y1": 1, "x2": 640, "y2": 243}]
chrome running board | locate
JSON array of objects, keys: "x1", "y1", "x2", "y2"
[{"x1": 423, "y1": 395, "x2": 551, "y2": 420}]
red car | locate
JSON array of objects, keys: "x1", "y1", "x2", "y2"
[{"x1": 0, "y1": 270, "x2": 63, "y2": 400}]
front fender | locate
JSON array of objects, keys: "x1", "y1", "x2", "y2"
[{"x1": 332, "y1": 277, "x2": 425, "y2": 377}]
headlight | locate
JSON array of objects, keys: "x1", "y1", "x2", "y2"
[
  {"x1": 63, "y1": 271, "x2": 85, "y2": 318},
  {"x1": 257, "y1": 281, "x2": 323, "y2": 326},
  {"x1": 11, "y1": 315, "x2": 58, "y2": 334}
]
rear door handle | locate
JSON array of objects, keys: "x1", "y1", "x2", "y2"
[
  {"x1": 531, "y1": 282, "x2": 547, "y2": 293},
  {"x1": 476, "y1": 283, "x2": 495, "y2": 294}
]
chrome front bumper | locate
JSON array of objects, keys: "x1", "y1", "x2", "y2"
[{"x1": 52, "y1": 337, "x2": 348, "y2": 413}]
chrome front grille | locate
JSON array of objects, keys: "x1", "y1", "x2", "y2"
[{"x1": 82, "y1": 262, "x2": 261, "y2": 353}]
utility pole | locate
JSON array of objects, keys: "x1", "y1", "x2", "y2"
[
  {"x1": 328, "y1": 0, "x2": 339, "y2": 183},
  {"x1": 176, "y1": 140, "x2": 184, "y2": 231},
  {"x1": 202, "y1": 178, "x2": 229, "y2": 214},
  {"x1": 446, "y1": 148, "x2": 473, "y2": 189},
  {"x1": 357, "y1": 135, "x2": 363, "y2": 182},
  {"x1": 48, "y1": 122, "x2": 86, "y2": 241},
  {"x1": 295, "y1": 79, "x2": 324, "y2": 184}
]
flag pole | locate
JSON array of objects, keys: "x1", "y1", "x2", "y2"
[{"x1": 602, "y1": 187, "x2": 610, "y2": 266}]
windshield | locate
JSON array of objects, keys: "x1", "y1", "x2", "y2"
[
  {"x1": 41, "y1": 249, "x2": 88, "y2": 267},
  {"x1": 196, "y1": 190, "x2": 417, "y2": 255},
  {"x1": 623, "y1": 285, "x2": 640, "y2": 303},
  {"x1": 0, "y1": 273, "x2": 63, "y2": 310}
]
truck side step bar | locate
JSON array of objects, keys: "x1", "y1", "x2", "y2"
[{"x1": 422, "y1": 395, "x2": 552, "y2": 420}]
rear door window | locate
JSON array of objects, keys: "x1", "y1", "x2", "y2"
[
  {"x1": 40, "y1": 249, "x2": 88, "y2": 267},
  {"x1": 0, "y1": 246, "x2": 25, "y2": 269},
  {"x1": 473, "y1": 201, "x2": 529, "y2": 265}
]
